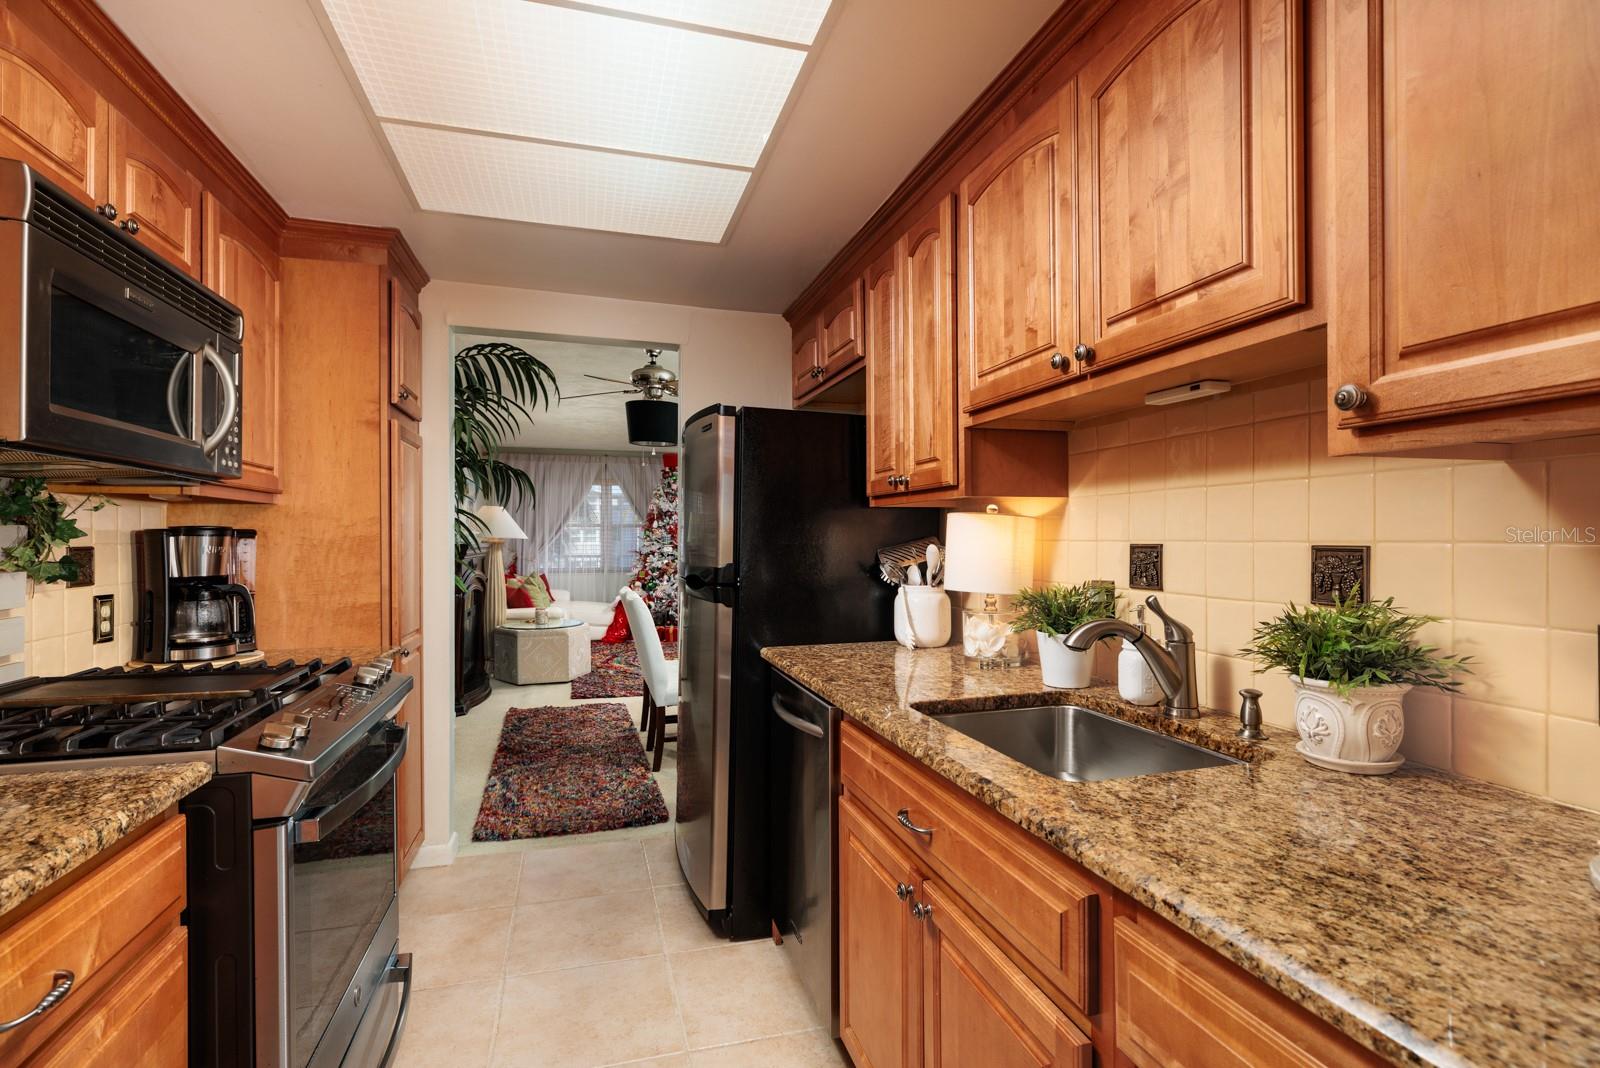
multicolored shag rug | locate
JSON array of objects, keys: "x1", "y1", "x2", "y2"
[
  {"x1": 569, "y1": 640, "x2": 679, "y2": 699},
  {"x1": 471, "y1": 702, "x2": 669, "y2": 841}
]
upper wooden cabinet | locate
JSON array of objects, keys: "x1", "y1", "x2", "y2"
[
  {"x1": 1074, "y1": 0, "x2": 1304, "y2": 372},
  {"x1": 389, "y1": 278, "x2": 423, "y2": 421},
  {"x1": 107, "y1": 109, "x2": 202, "y2": 276},
  {"x1": 820, "y1": 279, "x2": 863, "y2": 381},
  {"x1": 1329, "y1": 0, "x2": 1600, "y2": 448},
  {"x1": 864, "y1": 244, "x2": 903, "y2": 499},
  {"x1": 204, "y1": 194, "x2": 281, "y2": 495},
  {"x1": 961, "y1": 87, "x2": 1079, "y2": 411},
  {"x1": 898, "y1": 195, "x2": 958, "y2": 495},
  {"x1": 0, "y1": 11, "x2": 105, "y2": 208},
  {"x1": 791, "y1": 313, "x2": 823, "y2": 398}
]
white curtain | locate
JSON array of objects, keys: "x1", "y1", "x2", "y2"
[
  {"x1": 496, "y1": 453, "x2": 601, "y2": 573},
  {"x1": 611, "y1": 456, "x2": 659, "y2": 521}
]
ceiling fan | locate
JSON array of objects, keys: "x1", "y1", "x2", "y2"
[{"x1": 564, "y1": 348, "x2": 679, "y2": 401}]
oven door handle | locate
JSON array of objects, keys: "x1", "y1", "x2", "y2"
[{"x1": 293, "y1": 723, "x2": 407, "y2": 844}]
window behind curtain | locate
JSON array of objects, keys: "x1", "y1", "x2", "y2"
[{"x1": 545, "y1": 481, "x2": 642, "y2": 573}]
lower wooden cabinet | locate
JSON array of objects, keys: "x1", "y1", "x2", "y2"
[
  {"x1": 840, "y1": 796, "x2": 921, "y2": 1068},
  {"x1": 0, "y1": 812, "x2": 187, "y2": 1068}
]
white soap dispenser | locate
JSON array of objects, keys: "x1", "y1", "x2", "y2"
[{"x1": 1118, "y1": 605, "x2": 1163, "y2": 706}]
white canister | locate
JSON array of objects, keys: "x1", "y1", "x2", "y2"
[
  {"x1": 894, "y1": 586, "x2": 952, "y2": 649},
  {"x1": 1036, "y1": 632, "x2": 1092, "y2": 688},
  {"x1": 1117, "y1": 639, "x2": 1163, "y2": 705}
]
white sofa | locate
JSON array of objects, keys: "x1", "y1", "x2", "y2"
[{"x1": 507, "y1": 588, "x2": 614, "y2": 640}]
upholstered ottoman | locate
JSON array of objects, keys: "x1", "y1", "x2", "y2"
[{"x1": 493, "y1": 621, "x2": 590, "y2": 684}]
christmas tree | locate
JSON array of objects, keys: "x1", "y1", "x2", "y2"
[{"x1": 631, "y1": 464, "x2": 679, "y2": 626}]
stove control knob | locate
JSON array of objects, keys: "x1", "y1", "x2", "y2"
[
  {"x1": 354, "y1": 665, "x2": 386, "y2": 690},
  {"x1": 259, "y1": 722, "x2": 298, "y2": 750}
]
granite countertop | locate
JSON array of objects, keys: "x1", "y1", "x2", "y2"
[
  {"x1": 763, "y1": 641, "x2": 1600, "y2": 1068},
  {"x1": 0, "y1": 763, "x2": 213, "y2": 919}
]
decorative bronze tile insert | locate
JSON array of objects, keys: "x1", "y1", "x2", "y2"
[
  {"x1": 1310, "y1": 545, "x2": 1369, "y2": 605},
  {"x1": 1129, "y1": 544, "x2": 1163, "y2": 590},
  {"x1": 64, "y1": 546, "x2": 94, "y2": 588}
]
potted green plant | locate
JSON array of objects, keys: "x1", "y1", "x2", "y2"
[
  {"x1": 1241, "y1": 589, "x2": 1470, "y2": 774},
  {"x1": 0, "y1": 478, "x2": 105, "y2": 586},
  {"x1": 1011, "y1": 582, "x2": 1118, "y2": 688}
]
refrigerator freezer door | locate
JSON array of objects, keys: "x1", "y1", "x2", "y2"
[{"x1": 676, "y1": 407, "x2": 736, "y2": 913}]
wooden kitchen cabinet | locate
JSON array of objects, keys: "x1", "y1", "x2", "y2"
[
  {"x1": 389, "y1": 277, "x2": 423, "y2": 421},
  {"x1": 106, "y1": 109, "x2": 202, "y2": 276},
  {"x1": 839, "y1": 795, "x2": 922, "y2": 1068},
  {"x1": 863, "y1": 243, "x2": 903, "y2": 499},
  {"x1": 791, "y1": 313, "x2": 823, "y2": 400},
  {"x1": 0, "y1": 10, "x2": 106, "y2": 208},
  {"x1": 1073, "y1": 0, "x2": 1304, "y2": 373},
  {"x1": 1328, "y1": 0, "x2": 1600, "y2": 451},
  {"x1": 203, "y1": 193, "x2": 281, "y2": 495},
  {"x1": 819, "y1": 280, "x2": 864, "y2": 382},
  {"x1": 960, "y1": 87, "x2": 1078, "y2": 412},
  {"x1": 389, "y1": 411, "x2": 425, "y2": 873}
]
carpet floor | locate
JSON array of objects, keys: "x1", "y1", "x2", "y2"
[
  {"x1": 471, "y1": 702, "x2": 670, "y2": 842},
  {"x1": 569, "y1": 640, "x2": 678, "y2": 699}
]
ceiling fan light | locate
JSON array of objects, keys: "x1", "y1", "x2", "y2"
[{"x1": 626, "y1": 399, "x2": 679, "y2": 448}]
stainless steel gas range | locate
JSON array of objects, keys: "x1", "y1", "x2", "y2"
[{"x1": 0, "y1": 656, "x2": 415, "y2": 1068}]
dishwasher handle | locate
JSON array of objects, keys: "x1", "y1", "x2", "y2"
[{"x1": 774, "y1": 702, "x2": 826, "y2": 739}]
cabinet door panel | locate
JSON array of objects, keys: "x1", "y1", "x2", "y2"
[
  {"x1": 863, "y1": 245, "x2": 903, "y2": 498},
  {"x1": 962, "y1": 89, "x2": 1076, "y2": 410},
  {"x1": 840, "y1": 796, "x2": 920, "y2": 1068},
  {"x1": 821, "y1": 280, "x2": 863, "y2": 380},
  {"x1": 901, "y1": 195, "x2": 957, "y2": 493},
  {"x1": 204, "y1": 195, "x2": 280, "y2": 493},
  {"x1": 1331, "y1": 0, "x2": 1600, "y2": 430},
  {"x1": 30, "y1": 926, "x2": 187, "y2": 1068},
  {"x1": 0, "y1": 14, "x2": 103, "y2": 206},
  {"x1": 395, "y1": 648, "x2": 424, "y2": 875},
  {"x1": 390, "y1": 279, "x2": 423, "y2": 420},
  {"x1": 390, "y1": 416, "x2": 423, "y2": 647},
  {"x1": 108, "y1": 112, "x2": 201, "y2": 276},
  {"x1": 792, "y1": 315, "x2": 822, "y2": 399},
  {"x1": 1078, "y1": 0, "x2": 1303, "y2": 368},
  {"x1": 921, "y1": 881, "x2": 1090, "y2": 1068}
]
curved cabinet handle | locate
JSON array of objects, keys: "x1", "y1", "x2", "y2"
[
  {"x1": 0, "y1": 971, "x2": 74, "y2": 1033},
  {"x1": 895, "y1": 808, "x2": 934, "y2": 838}
]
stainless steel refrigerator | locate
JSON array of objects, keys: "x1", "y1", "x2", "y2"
[{"x1": 674, "y1": 405, "x2": 938, "y2": 940}]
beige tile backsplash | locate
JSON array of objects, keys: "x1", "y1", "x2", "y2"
[
  {"x1": 1033, "y1": 371, "x2": 1600, "y2": 810},
  {"x1": 19, "y1": 497, "x2": 166, "y2": 678}
]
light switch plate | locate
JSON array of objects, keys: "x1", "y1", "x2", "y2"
[{"x1": 92, "y1": 594, "x2": 114, "y2": 644}]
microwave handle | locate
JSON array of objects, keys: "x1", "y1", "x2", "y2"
[
  {"x1": 165, "y1": 352, "x2": 191, "y2": 438},
  {"x1": 200, "y1": 344, "x2": 237, "y2": 456},
  {"x1": 293, "y1": 723, "x2": 407, "y2": 844}
]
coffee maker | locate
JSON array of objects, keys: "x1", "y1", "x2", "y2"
[{"x1": 135, "y1": 526, "x2": 258, "y2": 662}]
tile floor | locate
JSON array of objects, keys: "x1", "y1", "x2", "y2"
[{"x1": 394, "y1": 680, "x2": 848, "y2": 1067}]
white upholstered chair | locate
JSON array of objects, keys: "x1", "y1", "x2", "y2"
[{"x1": 621, "y1": 588, "x2": 677, "y2": 771}]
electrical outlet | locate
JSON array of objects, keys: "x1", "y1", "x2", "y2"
[{"x1": 92, "y1": 594, "x2": 114, "y2": 644}]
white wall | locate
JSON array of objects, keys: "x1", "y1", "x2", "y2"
[{"x1": 414, "y1": 280, "x2": 792, "y2": 864}]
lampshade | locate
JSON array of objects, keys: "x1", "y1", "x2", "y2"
[
  {"x1": 627, "y1": 399, "x2": 678, "y2": 448},
  {"x1": 475, "y1": 504, "x2": 527, "y2": 541},
  {"x1": 942, "y1": 508, "x2": 1035, "y2": 595}
]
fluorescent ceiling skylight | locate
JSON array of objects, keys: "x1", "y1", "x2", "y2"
[{"x1": 320, "y1": 0, "x2": 831, "y2": 242}]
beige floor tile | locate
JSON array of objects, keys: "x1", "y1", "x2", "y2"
[
  {"x1": 505, "y1": 890, "x2": 662, "y2": 975},
  {"x1": 644, "y1": 833, "x2": 685, "y2": 886},
  {"x1": 669, "y1": 942, "x2": 817, "y2": 1049},
  {"x1": 407, "y1": 908, "x2": 512, "y2": 991},
  {"x1": 491, "y1": 957, "x2": 685, "y2": 1068},
  {"x1": 518, "y1": 839, "x2": 652, "y2": 904},
  {"x1": 400, "y1": 853, "x2": 522, "y2": 918},
  {"x1": 689, "y1": 1030, "x2": 848, "y2": 1067},
  {"x1": 654, "y1": 883, "x2": 724, "y2": 953},
  {"x1": 392, "y1": 979, "x2": 501, "y2": 1068}
]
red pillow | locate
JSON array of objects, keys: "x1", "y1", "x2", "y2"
[
  {"x1": 506, "y1": 582, "x2": 534, "y2": 609},
  {"x1": 601, "y1": 600, "x2": 632, "y2": 644},
  {"x1": 538, "y1": 572, "x2": 554, "y2": 599}
]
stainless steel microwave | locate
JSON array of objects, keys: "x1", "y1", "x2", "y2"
[{"x1": 0, "y1": 159, "x2": 243, "y2": 483}]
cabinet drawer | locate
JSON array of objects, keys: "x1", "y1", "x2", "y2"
[
  {"x1": 1113, "y1": 915, "x2": 1380, "y2": 1067},
  {"x1": 841, "y1": 724, "x2": 1098, "y2": 1012},
  {"x1": 28, "y1": 925, "x2": 187, "y2": 1068},
  {"x1": 0, "y1": 813, "x2": 185, "y2": 1060}
]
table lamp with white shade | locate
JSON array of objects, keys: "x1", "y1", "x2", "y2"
[
  {"x1": 942, "y1": 505, "x2": 1036, "y2": 667},
  {"x1": 476, "y1": 504, "x2": 527, "y2": 630}
]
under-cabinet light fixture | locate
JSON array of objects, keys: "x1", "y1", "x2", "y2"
[{"x1": 1144, "y1": 380, "x2": 1233, "y2": 406}]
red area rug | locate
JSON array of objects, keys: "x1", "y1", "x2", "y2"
[
  {"x1": 472, "y1": 702, "x2": 669, "y2": 841},
  {"x1": 569, "y1": 640, "x2": 678, "y2": 699}
]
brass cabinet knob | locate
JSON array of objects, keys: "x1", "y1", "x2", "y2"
[{"x1": 1333, "y1": 383, "x2": 1369, "y2": 411}]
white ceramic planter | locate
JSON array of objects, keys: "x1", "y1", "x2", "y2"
[
  {"x1": 893, "y1": 586, "x2": 951, "y2": 649},
  {"x1": 1037, "y1": 632, "x2": 1092, "y2": 689},
  {"x1": 1291, "y1": 675, "x2": 1411, "y2": 773}
]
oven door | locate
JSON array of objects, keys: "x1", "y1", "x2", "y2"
[
  {"x1": 17, "y1": 224, "x2": 241, "y2": 478},
  {"x1": 281, "y1": 721, "x2": 408, "y2": 1068}
]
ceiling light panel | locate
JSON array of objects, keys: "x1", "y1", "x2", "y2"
[
  {"x1": 322, "y1": 0, "x2": 805, "y2": 167},
  {"x1": 383, "y1": 123, "x2": 750, "y2": 242},
  {"x1": 579, "y1": 0, "x2": 833, "y2": 45}
]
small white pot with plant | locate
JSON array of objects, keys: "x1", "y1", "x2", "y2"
[
  {"x1": 1241, "y1": 590, "x2": 1470, "y2": 774},
  {"x1": 1011, "y1": 583, "x2": 1118, "y2": 689}
]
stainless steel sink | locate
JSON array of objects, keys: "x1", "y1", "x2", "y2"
[{"x1": 929, "y1": 704, "x2": 1242, "y2": 782}]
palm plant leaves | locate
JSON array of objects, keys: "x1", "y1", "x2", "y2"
[{"x1": 454, "y1": 342, "x2": 559, "y2": 555}]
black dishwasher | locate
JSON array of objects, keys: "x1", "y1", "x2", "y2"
[{"x1": 770, "y1": 670, "x2": 840, "y2": 1036}]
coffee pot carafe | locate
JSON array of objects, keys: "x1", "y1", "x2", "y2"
[{"x1": 136, "y1": 526, "x2": 259, "y2": 662}]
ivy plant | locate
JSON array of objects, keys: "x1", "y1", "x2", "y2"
[{"x1": 0, "y1": 478, "x2": 108, "y2": 585}]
